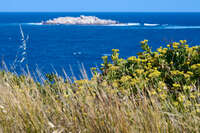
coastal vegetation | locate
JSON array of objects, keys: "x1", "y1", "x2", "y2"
[{"x1": 0, "y1": 40, "x2": 200, "y2": 132}]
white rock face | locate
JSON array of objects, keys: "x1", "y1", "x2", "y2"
[{"x1": 42, "y1": 15, "x2": 118, "y2": 25}]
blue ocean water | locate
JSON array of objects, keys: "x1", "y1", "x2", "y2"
[{"x1": 0, "y1": 12, "x2": 200, "y2": 78}]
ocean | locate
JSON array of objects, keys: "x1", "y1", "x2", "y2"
[{"x1": 0, "y1": 12, "x2": 200, "y2": 78}]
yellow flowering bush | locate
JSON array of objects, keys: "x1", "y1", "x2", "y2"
[{"x1": 99, "y1": 40, "x2": 200, "y2": 108}]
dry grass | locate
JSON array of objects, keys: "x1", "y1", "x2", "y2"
[{"x1": 0, "y1": 70, "x2": 199, "y2": 133}]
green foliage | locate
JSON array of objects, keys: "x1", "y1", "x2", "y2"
[{"x1": 100, "y1": 40, "x2": 200, "y2": 111}]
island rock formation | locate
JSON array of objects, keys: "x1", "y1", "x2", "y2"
[{"x1": 42, "y1": 15, "x2": 118, "y2": 25}]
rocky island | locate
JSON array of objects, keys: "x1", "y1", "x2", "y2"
[{"x1": 42, "y1": 15, "x2": 118, "y2": 25}]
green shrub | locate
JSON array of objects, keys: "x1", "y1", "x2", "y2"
[{"x1": 98, "y1": 40, "x2": 200, "y2": 111}]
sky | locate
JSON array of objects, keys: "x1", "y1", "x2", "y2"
[{"x1": 1, "y1": 0, "x2": 200, "y2": 12}]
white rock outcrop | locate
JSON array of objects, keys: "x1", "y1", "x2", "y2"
[{"x1": 42, "y1": 15, "x2": 118, "y2": 25}]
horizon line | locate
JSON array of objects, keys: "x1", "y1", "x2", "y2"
[{"x1": 0, "y1": 11, "x2": 200, "y2": 13}]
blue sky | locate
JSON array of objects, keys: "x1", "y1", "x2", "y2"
[{"x1": 1, "y1": 0, "x2": 200, "y2": 12}]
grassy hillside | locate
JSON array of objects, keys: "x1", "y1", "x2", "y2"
[{"x1": 0, "y1": 40, "x2": 200, "y2": 132}]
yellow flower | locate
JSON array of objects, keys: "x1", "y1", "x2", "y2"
[
  {"x1": 135, "y1": 58, "x2": 141, "y2": 62},
  {"x1": 101, "y1": 81, "x2": 107, "y2": 86},
  {"x1": 110, "y1": 89, "x2": 118, "y2": 94},
  {"x1": 154, "y1": 52, "x2": 159, "y2": 58},
  {"x1": 147, "y1": 62, "x2": 151, "y2": 66},
  {"x1": 78, "y1": 85, "x2": 84, "y2": 90},
  {"x1": 118, "y1": 58, "x2": 124, "y2": 63},
  {"x1": 184, "y1": 74, "x2": 190, "y2": 79},
  {"x1": 150, "y1": 90, "x2": 157, "y2": 95},
  {"x1": 91, "y1": 67, "x2": 97, "y2": 71},
  {"x1": 108, "y1": 64, "x2": 112, "y2": 67},
  {"x1": 187, "y1": 71, "x2": 193, "y2": 76},
  {"x1": 185, "y1": 45, "x2": 189, "y2": 48},
  {"x1": 160, "y1": 93, "x2": 167, "y2": 100},
  {"x1": 110, "y1": 66, "x2": 119, "y2": 71},
  {"x1": 159, "y1": 81, "x2": 166, "y2": 88},
  {"x1": 121, "y1": 75, "x2": 132, "y2": 82},
  {"x1": 132, "y1": 73, "x2": 136, "y2": 77},
  {"x1": 186, "y1": 47, "x2": 193, "y2": 53},
  {"x1": 162, "y1": 48, "x2": 168, "y2": 54},
  {"x1": 180, "y1": 40, "x2": 187, "y2": 44},
  {"x1": 171, "y1": 70, "x2": 184, "y2": 75},
  {"x1": 190, "y1": 94, "x2": 196, "y2": 99},
  {"x1": 135, "y1": 69, "x2": 144, "y2": 75},
  {"x1": 157, "y1": 47, "x2": 163, "y2": 53},
  {"x1": 173, "y1": 83, "x2": 181, "y2": 88},
  {"x1": 144, "y1": 39, "x2": 148, "y2": 43},
  {"x1": 140, "y1": 41, "x2": 145, "y2": 44},
  {"x1": 64, "y1": 94, "x2": 69, "y2": 99},
  {"x1": 112, "y1": 49, "x2": 119, "y2": 52},
  {"x1": 130, "y1": 80, "x2": 136, "y2": 86},
  {"x1": 112, "y1": 55, "x2": 118, "y2": 60},
  {"x1": 148, "y1": 70, "x2": 161, "y2": 78},
  {"x1": 172, "y1": 42, "x2": 180, "y2": 49},
  {"x1": 185, "y1": 100, "x2": 192, "y2": 106},
  {"x1": 173, "y1": 101, "x2": 179, "y2": 106},
  {"x1": 183, "y1": 85, "x2": 191, "y2": 90},
  {"x1": 127, "y1": 56, "x2": 136, "y2": 62},
  {"x1": 75, "y1": 79, "x2": 88, "y2": 85},
  {"x1": 173, "y1": 42, "x2": 180, "y2": 46},
  {"x1": 133, "y1": 78, "x2": 140, "y2": 85},
  {"x1": 191, "y1": 64, "x2": 200, "y2": 70},
  {"x1": 157, "y1": 47, "x2": 167, "y2": 54},
  {"x1": 140, "y1": 39, "x2": 148, "y2": 44},
  {"x1": 186, "y1": 61, "x2": 190, "y2": 65},
  {"x1": 141, "y1": 59, "x2": 147, "y2": 62},
  {"x1": 112, "y1": 81, "x2": 119, "y2": 88},
  {"x1": 178, "y1": 95, "x2": 185, "y2": 102},
  {"x1": 102, "y1": 56, "x2": 108, "y2": 60},
  {"x1": 157, "y1": 88, "x2": 162, "y2": 92},
  {"x1": 167, "y1": 44, "x2": 170, "y2": 47}
]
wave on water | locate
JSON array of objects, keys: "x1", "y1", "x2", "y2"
[
  {"x1": 73, "y1": 52, "x2": 82, "y2": 56},
  {"x1": 26, "y1": 22, "x2": 160, "y2": 27},
  {"x1": 26, "y1": 22, "x2": 141, "y2": 27},
  {"x1": 10, "y1": 22, "x2": 200, "y2": 29},
  {"x1": 102, "y1": 53, "x2": 112, "y2": 56},
  {"x1": 144, "y1": 23, "x2": 160, "y2": 26},
  {"x1": 106, "y1": 23, "x2": 160, "y2": 27},
  {"x1": 163, "y1": 25, "x2": 200, "y2": 29},
  {"x1": 107, "y1": 23, "x2": 140, "y2": 26},
  {"x1": 26, "y1": 23, "x2": 43, "y2": 25}
]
